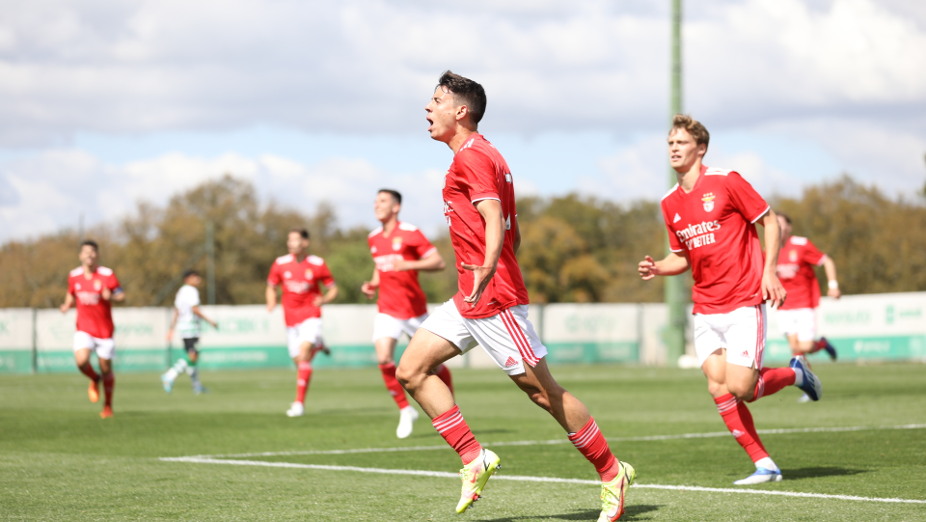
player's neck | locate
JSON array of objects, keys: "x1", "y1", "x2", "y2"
[
  {"x1": 676, "y1": 162, "x2": 703, "y2": 193},
  {"x1": 82, "y1": 264, "x2": 97, "y2": 276},
  {"x1": 382, "y1": 217, "x2": 399, "y2": 235},
  {"x1": 449, "y1": 127, "x2": 477, "y2": 154}
]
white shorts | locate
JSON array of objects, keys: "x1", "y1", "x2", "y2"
[
  {"x1": 421, "y1": 299, "x2": 547, "y2": 376},
  {"x1": 286, "y1": 318, "x2": 323, "y2": 358},
  {"x1": 372, "y1": 312, "x2": 427, "y2": 342},
  {"x1": 73, "y1": 331, "x2": 116, "y2": 360},
  {"x1": 777, "y1": 308, "x2": 817, "y2": 342},
  {"x1": 693, "y1": 304, "x2": 767, "y2": 369}
]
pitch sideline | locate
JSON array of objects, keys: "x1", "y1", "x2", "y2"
[{"x1": 159, "y1": 423, "x2": 926, "y2": 505}]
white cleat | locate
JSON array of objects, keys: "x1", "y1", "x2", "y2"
[
  {"x1": 733, "y1": 467, "x2": 783, "y2": 485},
  {"x1": 286, "y1": 401, "x2": 305, "y2": 417},
  {"x1": 396, "y1": 406, "x2": 419, "y2": 439}
]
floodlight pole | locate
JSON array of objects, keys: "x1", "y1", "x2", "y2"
[{"x1": 664, "y1": 0, "x2": 688, "y2": 365}]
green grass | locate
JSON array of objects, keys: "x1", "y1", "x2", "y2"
[{"x1": 2, "y1": 362, "x2": 925, "y2": 521}]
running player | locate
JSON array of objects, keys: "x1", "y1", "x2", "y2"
[
  {"x1": 396, "y1": 71, "x2": 634, "y2": 521},
  {"x1": 163, "y1": 269, "x2": 218, "y2": 394},
  {"x1": 361, "y1": 188, "x2": 453, "y2": 439},
  {"x1": 60, "y1": 239, "x2": 125, "y2": 419},
  {"x1": 775, "y1": 212, "x2": 840, "y2": 400},
  {"x1": 638, "y1": 114, "x2": 823, "y2": 485},
  {"x1": 266, "y1": 228, "x2": 338, "y2": 417}
]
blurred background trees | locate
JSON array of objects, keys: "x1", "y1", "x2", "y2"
[{"x1": 1, "y1": 172, "x2": 924, "y2": 309}]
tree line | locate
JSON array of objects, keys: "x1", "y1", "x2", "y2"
[{"x1": 2, "y1": 173, "x2": 924, "y2": 310}]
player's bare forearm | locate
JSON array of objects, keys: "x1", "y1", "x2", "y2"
[{"x1": 638, "y1": 252, "x2": 689, "y2": 280}]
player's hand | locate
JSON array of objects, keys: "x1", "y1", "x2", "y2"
[
  {"x1": 360, "y1": 281, "x2": 377, "y2": 299},
  {"x1": 638, "y1": 255, "x2": 658, "y2": 280},
  {"x1": 266, "y1": 302, "x2": 275, "y2": 313},
  {"x1": 166, "y1": 329, "x2": 174, "y2": 342},
  {"x1": 461, "y1": 262, "x2": 496, "y2": 306},
  {"x1": 101, "y1": 287, "x2": 112, "y2": 301},
  {"x1": 827, "y1": 287, "x2": 842, "y2": 299},
  {"x1": 313, "y1": 295, "x2": 325, "y2": 307},
  {"x1": 59, "y1": 303, "x2": 69, "y2": 313},
  {"x1": 762, "y1": 273, "x2": 787, "y2": 308},
  {"x1": 391, "y1": 258, "x2": 408, "y2": 271}
]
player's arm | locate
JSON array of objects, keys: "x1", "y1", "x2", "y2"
[
  {"x1": 361, "y1": 268, "x2": 379, "y2": 299},
  {"x1": 462, "y1": 198, "x2": 503, "y2": 305},
  {"x1": 316, "y1": 283, "x2": 339, "y2": 306},
  {"x1": 397, "y1": 250, "x2": 446, "y2": 272},
  {"x1": 638, "y1": 252, "x2": 690, "y2": 280},
  {"x1": 60, "y1": 291, "x2": 74, "y2": 313},
  {"x1": 193, "y1": 305, "x2": 218, "y2": 328},
  {"x1": 757, "y1": 209, "x2": 787, "y2": 308},
  {"x1": 265, "y1": 284, "x2": 278, "y2": 312},
  {"x1": 166, "y1": 307, "x2": 179, "y2": 340},
  {"x1": 512, "y1": 214, "x2": 521, "y2": 255},
  {"x1": 109, "y1": 286, "x2": 126, "y2": 302},
  {"x1": 822, "y1": 255, "x2": 841, "y2": 299}
]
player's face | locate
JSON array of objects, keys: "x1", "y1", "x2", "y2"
[
  {"x1": 777, "y1": 215, "x2": 792, "y2": 239},
  {"x1": 425, "y1": 85, "x2": 459, "y2": 144},
  {"x1": 286, "y1": 232, "x2": 308, "y2": 255},
  {"x1": 373, "y1": 192, "x2": 399, "y2": 223},
  {"x1": 78, "y1": 245, "x2": 98, "y2": 268},
  {"x1": 667, "y1": 128, "x2": 706, "y2": 174}
]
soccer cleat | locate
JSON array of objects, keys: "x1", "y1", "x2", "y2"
[
  {"x1": 161, "y1": 373, "x2": 174, "y2": 393},
  {"x1": 285, "y1": 401, "x2": 305, "y2": 417},
  {"x1": 790, "y1": 356, "x2": 823, "y2": 401},
  {"x1": 733, "y1": 467, "x2": 782, "y2": 485},
  {"x1": 88, "y1": 379, "x2": 100, "y2": 403},
  {"x1": 396, "y1": 406, "x2": 419, "y2": 439},
  {"x1": 193, "y1": 384, "x2": 207, "y2": 395},
  {"x1": 99, "y1": 405, "x2": 114, "y2": 419},
  {"x1": 455, "y1": 448, "x2": 501, "y2": 514},
  {"x1": 598, "y1": 461, "x2": 636, "y2": 522},
  {"x1": 819, "y1": 337, "x2": 838, "y2": 360}
]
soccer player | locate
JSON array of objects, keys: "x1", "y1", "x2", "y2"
[
  {"x1": 776, "y1": 212, "x2": 840, "y2": 401},
  {"x1": 638, "y1": 114, "x2": 823, "y2": 485},
  {"x1": 59, "y1": 239, "x2": 125, "y2": 419},
  {"x1": 162, "y1": 269, "x2": 218, "y2": 394},
  {"x1": 361, "y1": 188, "x2": 453, "y2": 439},
  {"x1": 266, "y1": 228, "x2": 338, "y2": 417},
  {"x1": 395, "y1": 71, "x2": 634, "y2": 521}
]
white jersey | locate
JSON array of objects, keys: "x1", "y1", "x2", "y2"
[{"x1": 174, "y1": 284, "x2": 202, "y2": 339}]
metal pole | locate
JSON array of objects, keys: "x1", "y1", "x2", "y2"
[{"x1": 664, "y1": 0, "x2": 688, "y2": 365}]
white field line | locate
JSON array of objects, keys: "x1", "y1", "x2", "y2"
[{"x1": 159, "y1": 423, "x2": 926, "y2": 505}]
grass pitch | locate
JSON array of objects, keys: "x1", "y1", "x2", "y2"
[{"x1": 2, "y1": 362, "x2": 925, "y2": 521}]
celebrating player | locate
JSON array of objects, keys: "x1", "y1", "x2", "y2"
[
  {"x1": 60, "y1": 239, "x2": 125, "y2": 419},
  {"x1": 638, "y1": 114, "x2": 823, "y2": 485},
  {"x1": 163, "y1": 269, "x2": 218, "y2": 395},
  {"x1": 266, "y1": 228, "x2": 338, "y2": 417},
  {"x1": 361, "y1": 188, "x2": 453, "y2": 439},
  {"x1": 395, "y1": 71, "x2": 634, "y2": 521}
]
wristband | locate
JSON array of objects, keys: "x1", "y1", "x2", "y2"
[{"x1": 828, "y1": 280, "x2": 839, "y2": 289}]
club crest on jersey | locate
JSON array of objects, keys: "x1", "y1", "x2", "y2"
[
  {"x1": 392, "y1": 237, "x2": 403, "y2": 251},
  {"x1": 789, "y1": 250, "x2": 798, "y2": 262},
  {"x1": 701, "y1": 192, "x2": 716, "y2": 212},
  {"x1": 305, "y1": 269, "x2": 314, "y2": 280},
  {"x1": 94, "y1": 280, "x2": 102, "y2": 291}
]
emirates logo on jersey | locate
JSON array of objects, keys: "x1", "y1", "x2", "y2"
[{"x1": 701, "y1": 192, "x2": 716, "y2": 212}]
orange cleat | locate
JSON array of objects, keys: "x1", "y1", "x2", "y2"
[
  {"x1": 88, "y1": 379, "x2": 100, "y2": 403},
  {"x1": 100, "y1": 406, "x2": 114, "y2": 419}
]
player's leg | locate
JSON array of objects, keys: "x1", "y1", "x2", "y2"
[
  {"x1": 396, "y1": 303, "x2": 494, "y2": 514},
  {"x1": 186, "y1": 341, "x2": 205, "y2": 394},
  {"x1": 73, "y1": 333, "x2": 101, "y2": 402},
  {"x1": 96, "y1": 339, "x2": 116, "y2": 419},
  {"x1": 374, "y1": 331, "x2": 418, "y2": 438}
]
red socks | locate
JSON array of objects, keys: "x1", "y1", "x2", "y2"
[
  {"x1": 432, "y1": 405, "x2": 481, "y2": 464},
  {"x1": 715, "y1": 393, "x2": 768, "y2": 463},
  {"x1": 295, "y1": 361, "x2": 313, "y2": 404},
  {"x1": 751, "y1": 367, "x2": 796, "y2": 401},
  {"x1": 79, "y1": 364, "x2": 100, "y2": 382},
  {"x1": 379, "y1": 363, "x2": 409, "y2": 409},
  {"x1": 102, "y1": 373, "x2": 115, "y2": 407},
  {"x1": 569, "y1": 417, "x2": 619, "y2": 481}
]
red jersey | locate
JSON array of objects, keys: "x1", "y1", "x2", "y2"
[
  {"x1": 267, "y1": 254, "x2": 335, "y2": 326},
  {"x1": 67, "y1": 266, "x2": 121, "y2": 338},
  {"x1": 442, "y1": 134, "x2": 529, "y2": 319},
  {"x1": 368, "y1": 222, "x2": 437, "y2": 319},
  {"x1": 661, "y1": 166, "x2": 770, "y2": 314},
  {"x1": 777, "y1": 236, "x2": 826, "y2": 310}
]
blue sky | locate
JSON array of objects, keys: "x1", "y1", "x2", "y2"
[{"x1": 1, "y1": 0, "x2": 924, "y2": 243}]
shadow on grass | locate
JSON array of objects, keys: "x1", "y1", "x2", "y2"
[
  {"x1": 783, "y1": 466, "x2": 868, "y2": 480},
  {"x1": 476, "y1": 504, "x2": 660, "y2": 520}
]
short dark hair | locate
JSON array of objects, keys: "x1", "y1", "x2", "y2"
[
  {"x1": 289, "y1": 228, "x2": 310, "y2": 240},
  {"x1": 438, "y1": 70, "x2": 487, "y2": 125},
  {"x1": 777, "y1": 212, "x2": 792, "y2": 225},
  {"x1": 80, "y1": 239, "x2": 99, "y2": 251},
  {"x1": 378, "y1": 189, "x2": 402, "y2": 205},
  {"x1": 182, "y1": 269, "x2": 200, "y2": 279}
]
